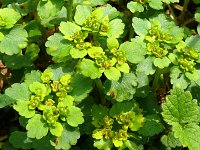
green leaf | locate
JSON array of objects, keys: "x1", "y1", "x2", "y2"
[
  {"x1": 50, "y1": 122, "x2": 63, "y2": 137},
  {"x1": 3, "y1": 44, "x2": 40, "y2": 69},
  {"x1": 138, "y1": 114, "x2": 164, "y2": 136},
  {"x1": 26, "y1": 114, "x2": 49, "y2": 139},
  {"x1": 161, "y1": 132, "x2": 182, "y2": 148},
  {"x1": 170, "y1": 67, "x2": 189, "y2": 89},
  {"x1": 0, "y1": 94, "x2": 15, "y2": 108},
  {"x1": 0, "y1": 8, "x2": 21, "y2": 29},
  {"x1": 153, "y1": 57, "x2": 171, "y2": 69},
  {"x1": 70, "y1": 48, "x2": 87, "y2": 58},
  {"x1": 195, "y1": 8, "x2": 200, "y2": 22},
  {"x1": 137, "y1": 57, "x2": 156, "y2": 75},
  {"x1": 25, "y1": 70, "x2": 42, "y2": 86},
  {"x1": 108, "y1": 19, "x2": 125, "y2": 38},
  {"x1": 162, "y1": 87, "x2": 200, "y2": 125},
  {"x1": 107, "y1": 37, "x2": 119, "y2": 49},
  {"x1": 67, "y1": 106, "x2": 84, "y2": 127},
  {"x1": 119, "y1": 37, "x2": 146, "y2": 64},
  {"x1": 70, "y1": 74, "x2": 93, "y2": 102},
  {"x1": 54, "y1": 124, "x2": 80, "y2": 149},
  {"x1": 149, "y1": 0, "x2": 163, "y2": 10},
  {"x1": 74, "y1": 5, "x2": 92, "y2": 25},
  {"x1": 9, "y1": 131, "x2": 33, "y2": 149},
  {"x1": 33, "y1": 134, "x2": 54, "y2": 150},
  {"x1": 116, "y1": 63, "x2": 130, "y2": 73},
  {"x1": 5, "y1": 83, "x2": 30, "y2": 101},
  {"x1": 92, "y1": 105, "x2": 109, "y2": 127},
  {"x1": 0, "y1": 25, "x2": 28, "y2": 55},
  {"x1": 173, "y1": 123, "x2": 200, "y2": 150},
  {"x1": 59, "y1": 22, "x2": 81, "y2": 40},
  {"x1": 104, "y1": 73, "x2": 137, "y2": 102},
  {"x1": 94, "y1": 138, "x2": 113, "y2": 150},
  {"x1": 185, "y1": 35, "x2": 200, "y2": 52},
  {"x1": 13, "y1": 100, "x2": 35, "y2": 118},
  {"x1": 185, "y1": 71, "x2": 199, "y2": 81},
  {"x1": 104, "y1": 67, "x2": 121, "y2": 81},
  {"x1": 132, "y1": 17, "x2": 151, "y2": 36},
  {"x1": 37, "y1": 0, "x2": 66, "y2": 27},
  {"x1": 46, "y1": 33, "x2": 73, "y2": 63},
  {"x1": 78, "y1": 58, "x2": 102, "y2": 79},
  {"x1": 127, "y1": 1, "x2": 144, "y2": 13}
]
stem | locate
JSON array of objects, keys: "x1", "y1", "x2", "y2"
[
  {"x1": 95, "y1": 78, "x2": 106, "y2": 105},
  {"x1": 67, "y1": 0, "x2": 73, "y2": 21},
  {"x1": 166, "y1": 3, "x2": 178, "y2": 25},
  {"x1": 152, "y1": 69, "x2": 162, "y2": 91},
  {"x1": 180, "y1": 0, "x2": 189, "y2": 19}
]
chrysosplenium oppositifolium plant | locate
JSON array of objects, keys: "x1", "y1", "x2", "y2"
[{"x1": 1, "y1": 0, "x2": 200, "y2": 149}]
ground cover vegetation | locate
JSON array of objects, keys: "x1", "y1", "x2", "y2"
[{"x1": 1, "y1": 0, "x2": 200, "y2": 149}]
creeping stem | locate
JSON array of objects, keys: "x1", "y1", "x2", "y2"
[
  {"x1": 152, "y1": 68, "x2": 162, "y2": 91},
  {"x1": 67, "y1": 0, "x2": 73, "y2": 21},
  {"x1": 95, "y1": 78, "x2": 106, "y2": 105}
]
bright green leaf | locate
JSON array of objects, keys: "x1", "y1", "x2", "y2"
[
  {"x1": 5, "y1": 83, "x2": 30, "y2": 101},
  {"x1": 154, "y1": 57, "x2": 171, "y2": 69},
  {"x1": 67, "y1": 106, "x2": 84, "y2": 127},
  {"x1": 0, "y1": 25, "x2": 28, "y2": 55},
  {"x1": 162, "y1": 87, "x2": 200, "y2": 125},
  {"x1": 26, "y1": 114, "x2": 49, "y2": 139},
  {"x1": 13, "y1": 100, "x2": 35, "y2": 118},
  {"x1": 0, "y1": 8, "x2": 21, "y2": 29},
  {"x1": 108, "y1": 19, "x2": 124, "y2": 38},
  {"x1": 50, "y1": 122, "x2": 63, "y2": 137},
  {"x1": 79, "y1": 58, "x2": 102, "y2": 79},
  {"x1": 104, "y1": 67, "x2": 121, "y2": 81},
  {"x1": 127, "y1": 1, "x2": 144, "y2": 13},
  {"x1": 74, "y1": 5, "x2": 92, "y2": 25},
  {"x1": 132, "y1": 17, "x2": 151, "y2": 36}
]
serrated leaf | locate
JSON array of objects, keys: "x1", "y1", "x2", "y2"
[
  {"x1": 108, "y1": 19, "x2": 124, "y2": 38},
  {"x1": 154, "y1": 57, "x2": 171, "y2": 69},
  {"x1": 173, "y1": 123, "x2": 200, "y2": 150},
  {"x1": 162, "y1": 87, "x2": 200, "y2": 125},
  {"x1": 104, "y1": 73, "x2": 137, "y2": 102},
  {"x1": 79, "y1": 58, "x2": 102, "y2": 79},
  {"x1": 67, "y1": 106, "x2": 84, "y2": 127},
  {"x1": 137, "y1": 57, "x2": 156, "y2": 75},
  {"x1": 70, "y1": 74, "x2": 93, "y2": 102},
  {"x1": 50, "y1": 122, "x2": 63, "y2": 137},
  {"x1": 9, "y1": 131, "x2": 33, "y2": 149},
  {"x1": 26, "y1": 114, "x2": 49, "y2": 139},
  {"x1": 132, "y1": 17, "x2": 151, "y2": 36},
  {"x1": 54, "y1": 124, "x2": 80, "y2": 149},
  {"x1": 161, "y1": 132, "x2": 182, "y2": 148},
  {"x1": 46, "y1": 33, "x2": 73, "y2": 63},
  {"x1": 0, "y1": 94, "x2": 15, "y2": 108},
  {"x1": 74, "y1": 5, "x2": 92, "y2": 25},
  {"x1": 185, "y1": 35, "x2": 200, "y2": 52},
  {"x1": 127, "y1": 1, "x2": 144, "y2": 13},
  {"x1": 25, "y1": 70, "x2": 42, "y2": 86},
  {"x1": 5, "y1": 83, "x2": 30, "y2": 101},
  {"x1": 13, "y1": 100, "x2": 35, "y2": 118},
  {"x1": 0, "y1": 25, "x2": 28, "y2": 55},
  {"x1": 0, "y1": 8, "x2": 21, "y2": 29},
  {"x1": 170, "y1": 67, "x2": 189, "y2": 89},
  {"x1": 37, "y1": 0, "x2": 66, "y2": 27},
  {"x1": 138, "y1": 114, "x2": 164, "y2": 136},
  {"x1": 104, "y1": 67, "x2": 121, "y2": 81}
]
